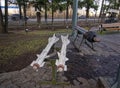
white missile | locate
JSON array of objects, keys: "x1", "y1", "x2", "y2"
[
  {"x1": 30, "y1": 34, "x2": 59, "y2": 71},
  {"x1": 55, "y1": 35, "x2": 70, "y2": 72}
]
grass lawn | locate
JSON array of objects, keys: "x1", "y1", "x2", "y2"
[{"x1": 0, "y1": 29, "x2": 71, "y2": 72}]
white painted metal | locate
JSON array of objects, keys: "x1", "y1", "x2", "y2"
[
  {"x1": 56, "y1": 35, "x2": 70, "y2": 72},
  {"x1": 30, "y1": 34, "x2": 59, "y2": 71}
]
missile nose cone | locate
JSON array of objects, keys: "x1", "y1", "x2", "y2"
[
  {"x1": 58, "y1": 68, "x2": 64, "y2": 72},
  {"x1": 32, "y1": 63, "x2": 40, "y2": 71},
  {"x1": 57, "y1": 65, "x2": 64, "y2": 72}
]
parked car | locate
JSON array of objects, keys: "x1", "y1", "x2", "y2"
[
  {"x1": 78, "y1": 15, "x2": 86, "y2": 19},
  {"x1": 105, "y1": 17, "x2": 118, "y2": 23},
  {"x1": 11, "y1": 14, "x2": 29, "y2": 21}
]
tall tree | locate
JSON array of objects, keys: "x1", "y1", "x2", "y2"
[
  {"x1": 78, "y1": 0, "x2": 98, "y2": 18},
  {"x1": 0, "y1": 6, "x2": 4, "y2": 33},
  {"x1": 49, "y1": 0, "x2": 63, "y2": 24},
  {"x1": 17, "y1": 0, "x2": 22, "y2": 19},
  {"x1": 23, "y1": 0, "x2": 27, "y2": 26},
  {"x1": 4, "y1": 0, "x2": 8, "y2": 33},
  {"x1": 99, "y1": 0, "x2": 120, "y2": 20},
  {"x1": 66, "y1": 0, "x2": 72, "y2": 20},
  {"x1": 99, "y1": 0, "x2": 105, "y2": 17},
  {"x1": 33, "y1": 0, "x2": 45, "y2": 26},
  {"x1": 0, "y1": 0, "x2": 8, "y2": 33},
  {"x1": 44, "y1": 0, "x2": 48, "y2": 24}
]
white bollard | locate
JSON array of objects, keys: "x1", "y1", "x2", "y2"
[
  {"x1": 55, "y1": 35, "x2": 70, "y2": 72},
  {"x1": 30, "y1": 34, "x2": 59, "y2": 71}
]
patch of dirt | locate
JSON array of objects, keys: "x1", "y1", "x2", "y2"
[{"x1": 0, "y1": 48, "x2": 43, "y2": 73}]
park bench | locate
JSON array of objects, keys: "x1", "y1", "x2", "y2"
[
  {"x1": 74, "y1": 26, "x2": 100, "y2": 51},
  {"x1": 100, "y1": 23, "x2": 120, "y2": 32}
]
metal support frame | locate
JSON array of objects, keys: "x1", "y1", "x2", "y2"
[
  {"x1": 39, "y1": 59, "x2": 69, "y2": 86},
  {"x1": 38, "y1": 35, "x2": 70, "y2": 86},
  {"x1": 73, "y1": 26, "x2": 100, "y2": 51},
  {"x1": 74, "y1": 31, "x2": 95, "y2": 51}
]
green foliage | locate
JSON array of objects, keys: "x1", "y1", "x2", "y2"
[
  {"x1": 78, "y1": 0, "x2": 95, "y2": 8},
  {"x1": 78, "y1": 0, "x2": 99, "y2": 17},
  {"x1": 102, "y1": 0, "x2": 120, "y2": 14},
  {"x1": 107, "y1": 0, "x2": 120, "y2": 9}
]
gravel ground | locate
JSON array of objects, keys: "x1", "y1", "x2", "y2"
[{"x1": 0, "y1": 32, "x2": 120, "y2": 88}]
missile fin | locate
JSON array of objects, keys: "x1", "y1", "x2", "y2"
[
  {"x1": 57, "y1": 52, "x2": 61, "y2": 58},
  {"x1": 40, "y1": 62, "x2": 45, "y2": 67},
  {"x1": 55, "y1": 59, "x2": 59, "y2": 65},
  {"x1": 30, "y1": 60, "x2": 36, "y2": 66},
  {"x1": 64, "y1": 65, "x2": 67, "y2": 71},
  {"x1": 36, "y1": 54, "x2": 40, "y2": 57},
  {"x1": 65, "y1": 57, "x2": 69, "y2": 61}
]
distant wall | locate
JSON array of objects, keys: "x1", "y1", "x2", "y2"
[{"x1": 0, "y1": 0, "x2": 19, "y2": 15}]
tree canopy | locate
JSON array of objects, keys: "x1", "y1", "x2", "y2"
[{"x1": 78, "y1": 0, "x2": 98, "y2": 18}]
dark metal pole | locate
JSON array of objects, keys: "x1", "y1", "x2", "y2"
[{"x1": 72, "y1": 0, "x2": 78, "y2": 37}]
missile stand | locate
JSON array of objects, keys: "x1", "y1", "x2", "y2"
[{"x1": 39, "y1": 58, "x2": 69, "y2": 86}]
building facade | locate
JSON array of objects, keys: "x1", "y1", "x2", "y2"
[{"x1": 0, "y1": 0, "x2": 19, "y2": 15}]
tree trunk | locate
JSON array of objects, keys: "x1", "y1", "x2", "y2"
[
  {"x1": 23, "y1": 1, "x2": 27, "y2": 28},
  {"x1": 106, "y1": 0, "x2": 112, "y2": 12},
  {"x1": 4, "y1": 0, "x2": 8, "y2": 33},
  {"x1": 51, "y1": 0, "x2": 54, "y2": 25},
  {"x1": 114, "y1": 0, "x2": 117, "y2": 9},
  {"x1": 0, "y1": 7, "x2": 4, "y2": 33},
  {"x1": 66, "y1": 1, "x2": 69, "y2": 28},
  {"x1": 66, "y1": 1, "x2": 69, "y2": 20},
  {"x1": 118, "y1": 0, "x2": 120, "y2": 20},
  {"x1": 99, "y1": 0, "x2": 104, "y2": 18},
  {"x1": 45, "y1": 1, "x2": 48, "y2": 24},
  {"x1": 86, "y1": 6, "x2": 90, "y2": 18},
  {"x1": 36, "y1": 11, "x2": 41, "y2": 25},
  {"x1": 18, "y1": 3, "x2": 22, "y2": 19}
]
